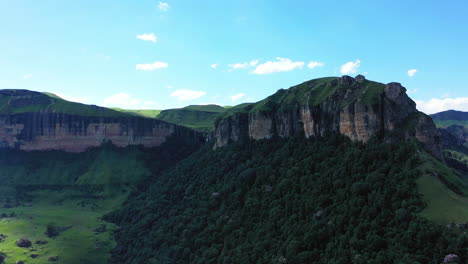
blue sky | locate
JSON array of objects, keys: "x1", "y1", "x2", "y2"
[{"x1": 0, "y1": 0, "x2": 467, "y2": 113}]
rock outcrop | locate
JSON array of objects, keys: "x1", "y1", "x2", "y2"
[
  {"x1": 0, "y1": 90, "x2": 202, "y2": 152},
  {"x1": 214, "y1": 76, "x2": 442, "y2": 158}
]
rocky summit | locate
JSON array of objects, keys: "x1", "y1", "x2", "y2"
[{"x1": 214, "y1": 75, "x2": 441, "y2": 158}]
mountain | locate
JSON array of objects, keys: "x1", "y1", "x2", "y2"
[
  {"x1": 0, "y1": 90, "x2": 202, "y2": 152},
  {"x1": 431, "y1": 109, "x2": 468, "y2": 122},
  {"x1": 104, "y1": 76, "x2": 468, "y2": 264},
  {"x1": 1, "y1": 78, "x2": 466, "y2": 264},
  {"x1": 430, "y1": 111, "x2": 468, "y2": 179},
  {"x1": 214, "y1": 75, "x2": 441, "y2": 158}
]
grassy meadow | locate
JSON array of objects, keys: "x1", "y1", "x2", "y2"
[{"x1": 0, "y1": 189, "x2": 126, "y2": 264}]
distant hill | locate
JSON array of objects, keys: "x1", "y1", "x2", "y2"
[
  {"x1": 0, "y1": 89, "x2": 128, "y2": 117},
  {"x1": 430, "y1": 110, "x2": 468, "y2": 128},
  {"x1": 157, "y1": 105, "x2": 228, "y2": 132},
  {"x1": 115, "y1": 104, "x2": 230, "y2": 132},
  {"x1": 111, "y1": 108, "x2": 162, "y2": 118},
  {"x1": 430, "y1": 110, "x2": 468, "y2": 183}
]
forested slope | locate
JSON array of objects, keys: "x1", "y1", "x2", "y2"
[{"x1": 106, "y1": 135, "x2": 468, "y2": 264}]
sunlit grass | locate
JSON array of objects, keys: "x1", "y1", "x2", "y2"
[{"x1": 0, "y1": 191, "x2": 124, "y2": 264}]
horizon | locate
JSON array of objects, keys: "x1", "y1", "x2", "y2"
[{"x1": 1, "y1": 0, "x2": 467, "y2": 114}]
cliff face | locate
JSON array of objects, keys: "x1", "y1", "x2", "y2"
[
  {"x1": 214, "y1": 75, "x2": 442, "y2": 158},
  {"x1": 0, "y1": 90, "x2": 201, "y2": 152}
]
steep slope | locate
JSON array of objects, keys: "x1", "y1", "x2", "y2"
[
  {"x1": 107, "y1": 135, "x2": 468, "y2": 264},
  {"x1": 0, "y1": 90, "x2": 202, "y2": 152},
  {"x1": 214, "y1": 76, "x2": 441, "y2": 158}
]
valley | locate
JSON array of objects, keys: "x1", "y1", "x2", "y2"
[{"x1": 0, "y1": 76, "x2": 467, "y2": 263}]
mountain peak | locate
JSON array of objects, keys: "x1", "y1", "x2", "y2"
[{"x1": 214, "y1": 76, "x2": 441, "y2": 158}]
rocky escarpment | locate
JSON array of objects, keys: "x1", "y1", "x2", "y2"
[
  {"x1": 214, "y1": 75, "x2": 442, "y2": 158},
  {"x1": 0, "y1": 90, "x2": 202, "y2": 152}
]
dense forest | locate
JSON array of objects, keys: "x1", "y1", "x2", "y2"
[{"x1": 106, "y1": 134, "x2": 468, "y2": 264}]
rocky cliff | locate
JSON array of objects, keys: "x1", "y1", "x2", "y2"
[
  {"x1": 0, "y1": 90, "x2": 202, "y2": 152},
  {"x1": 214, "y1": 75, "x2": 442, "y2": 158}
]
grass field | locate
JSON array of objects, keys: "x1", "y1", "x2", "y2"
[
  {"x1": 111, "y1": 108, "x2": 162, "y2": 118},
  {"x1": 417, "y1": 152, "x2": 468, "y2": 224},
  {"x1": 417, "y1": 174, "x2": 468, "y2": 224},
  {"x1": 0, "y1": 190, "x2": 125, "y2": 264}
]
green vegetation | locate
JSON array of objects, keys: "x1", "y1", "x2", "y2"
[
  {"x1": 434, "y1": 120, "x2": 468, "y2": 128},
  {"x1": 431, "y1": 110, "x2": 468, "y2": 128},
  {"x1": 106, "y1": 135, "x2": 468, "y2": 264},
  {"x1": 156, "y1": 105, "x2": 227, "y2": 132},
  {"x1": 444, "y1": 149, "x2": 468, "y2": 168},
  {"x1": 0, "y1": 136, "x2": 203, "y2": 264},
  {"x1": 113, "y1": 104, "x2": 229, "y2": 132},
  {"x1": 0, "y1": 90, "x2": 129, "y2": 117},
  {"x1": 184, "y1": 105, "x2": 226, "y2": 112},
  {"x1": 417, "y1": 175, "x2": 468, "y2": 224},
  {"x1": 111, "y1": 108, "x2": 162, "y2": 118},
  {"x1": 157, "y1": 109, "x2": 219, "y2": 132},
  {"x1": 0, "y1": 146, "x2": 149, "y2": 186},
  {"x1": 417, "y1": 152, "x2": 468, "y2": 224},
  {"x1": 0, "y1": 193, "x2": 119, "y2": 264},
  {"x1": 217, "y1": 77, "x2": 386, "y2": 123}
]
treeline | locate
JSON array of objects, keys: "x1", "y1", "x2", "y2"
[{"x1": 106, "y1": 134, "x2": 468, "y2": 264}]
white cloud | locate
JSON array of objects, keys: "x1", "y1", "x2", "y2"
[
  {"x1": 137, "y1": 33, "x2": 157, "y2": 43},
  {"x1": 23, "y1": 74, "x2": 33, "y2": 79},
  {"x1": 211, "y1": 64, "x2": 218, "y2": 69},
  {"x1": 229, "y1": 62, "x2": 249, "y2": 69},
  {"x1": 408, "y1": 69, "x2": 418, "y2": 77},
  {"x1": 252, "y1": 57, "x2": 305, "y2": 75},
  {"x1": 307, "y1": 61, "x2": 324, "y2": 69},
  {"x1": 158, "y1": 2, "x2": 170, "y2": 11},
  {"x1": 228, "y1": 59, "x2": 259, "y2": 70},
  {"x1": 136, "y1": 61, "x2": 168, "y2": 71},
  {"x1": 250, "y1": 60, "x2": 259, "y2": 67},
  {"x1": 230, "y1": 93, "x2": 246, "y2": 102},
  {"x1": 52, "y1": 92, "x2": 89, "y2": 104},
  {"x1": 170, "y1": 89, "x2": 206, "y2": 101},
  {"x1": 415, "y1": 97, "x2": 468, "y2": 114},
  {"x1": 340, "y1": 59, "x2": 361, "y2": 75},
  {"x1": 103, "y1": 93, "x2": 156, "y2": 109}
]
